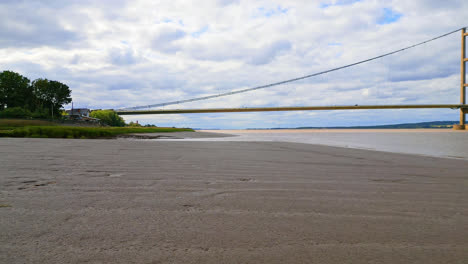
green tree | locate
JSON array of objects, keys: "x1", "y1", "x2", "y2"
[
  {"x1": 48, "y1": 80, "x2": 72, "y2": 117},
  {"x1": 31, "y1": 79, "x2": 72, "y2": 117},
  {"x1": 31, "y1": 78, "x2": 49, "y2": 111},
  {"x1": 90, "y1": 110, "x2": 126, "y2": 127},
  {"x1": 0, "y1": 107, "x2": 32, "y2": 118},
  {"x1": 0, "y1": 71, "x2": 32, "y2": 110},
  {"x1": 127, "y1": 121, "x2": 142, "y2": 127}
]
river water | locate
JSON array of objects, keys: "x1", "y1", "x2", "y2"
[{"x1": 187, "y1": 129, "x2": 468, "y2": 160}]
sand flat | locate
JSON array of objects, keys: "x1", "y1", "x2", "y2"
[
  {"x1": 198, "y1": 129, "x2": 468, "y2": 160},
  {"x1": 1, "y1": 137, "x2": 468, "y2": 263}
]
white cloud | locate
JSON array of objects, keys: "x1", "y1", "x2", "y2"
[{"x1": 0, "y1": 0, "x2": 466, "y2": 128}]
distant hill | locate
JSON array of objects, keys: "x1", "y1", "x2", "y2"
[{"x1": 291, "y1": 121, "x2": 459, "y2": 129}]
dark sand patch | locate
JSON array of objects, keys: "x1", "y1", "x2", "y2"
[{"x1": 118, "y1": 131, "x2": 236, "y2": 139}]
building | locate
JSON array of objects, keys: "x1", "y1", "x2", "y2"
[
  {"x1": 66, "y1": 108, "x2": 91, "y2": 118},
  {"x1": 65, "y1": 108, "x2": 100, "y2": 123}
]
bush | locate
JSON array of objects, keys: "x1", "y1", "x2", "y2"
[
  {"x1": 0, "y1": 107, "x2": 32, "y2": 118},
  {"x1": 0, "y1": 130, "x2": 12, "y2": 137},
  {"x1": 31, "y1": 109, "x2": 49, "y2": 119},
  {"x1": 90, "y1": 110, "x2": 126, "y2": 127},
  {"x1": 127, "y1": 121, "x2": 142, "y2": 127}
]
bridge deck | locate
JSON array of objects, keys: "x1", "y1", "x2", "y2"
[{"x1": 116, "y1": 104, "x2": 467, "y2": 115}]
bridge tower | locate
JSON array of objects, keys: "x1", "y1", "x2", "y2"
[{"x1": 454, "y1": 27, "x2": 467, "y2": 130}]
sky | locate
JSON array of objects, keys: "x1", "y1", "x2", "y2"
[{"x1": 0, "y1": 0, "x2": 467, "y2": 129}]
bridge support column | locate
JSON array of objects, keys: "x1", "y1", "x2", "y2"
[{"x1": 454, "y1": 28, "x2": 467, "y2": 130}]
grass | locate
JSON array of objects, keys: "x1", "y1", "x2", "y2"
[
  {"x1": 0, "y1": 119, "x2": 193, "y2": 139},
  {"x1": 0, "y1": 119, "x2": 58, "y2": 128}
]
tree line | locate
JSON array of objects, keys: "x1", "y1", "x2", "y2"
[
  {"x1": 0, "y1": 70, "x2": 72, "y2": 119},
  {"x1": 0, "y1": 70, "x2": 151, "y2": 127}
]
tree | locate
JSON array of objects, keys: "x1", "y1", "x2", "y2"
[
  {"x1": 48, "y1": 80, "x2": 72, "y2": 117},
  {"x1": 0, "y1": 71, "x2": 32, "y2": 110},
  {"x1": 0, "y1": 71, "x2": 73, "y2": 119},
  {"x1": 31, "y1": 79, "x2": 72, "y2": 117},
  {"x1": 31, "y1": 78, "x2": 49, "y2": 111},
  {"x1": 90, "y1": 110, "x2": 126, "y2": 127},
  {"x1": 127, "y1": 121, "x2": 142, "y2": 127},
  {"x1": 0, "y1": 107, "x2": 32, "y2": 118}
]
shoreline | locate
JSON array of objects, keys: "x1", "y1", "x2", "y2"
[{"x1": 201, "y1": 128, "x2": 463, "y2": 133}]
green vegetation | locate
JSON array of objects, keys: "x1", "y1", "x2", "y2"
[
  {"x1": 0, "y1": 123, "x2": 193, "y2": 139},
  {"x1": 0, "y1": 107, "x2": 34, "y2": 119},
  {"x1": 90, "y1": 110, "x2": 126, "y2": 127},
  {"x1": 0, "y1": 70, "x2": 191, "y2": 134},
  {"x1": 0, "y1": 119, "x2": 58, "y2": 128},
  {"x1": 0, "y1": 106, "x2": 49, "y2": 119},
  {"x1": 0, "y1": 71, "x2": 31, "y2": 110},
  {"x1": 0, "y1": 71, "x2": 71, "y2": 119},
  {"x1": 127, "y1": 121, "x2": 142, "y2": 127},
  {"x1": 126, "y1": 121, "x2": 159, "y2": 127},
  {"x1": 0, "y1": 118, "x2": 193, "y2": 139}
]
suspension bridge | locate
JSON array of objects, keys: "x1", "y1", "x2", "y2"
[{"x1": 114, "y1": 28, "x2": 468, "y2": 130}]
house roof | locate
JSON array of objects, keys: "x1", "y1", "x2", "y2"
[
  {"x1": 66, "y1": 108, "x2": 91, "y2": 117},
  {"x1": 66, "y1": 108, "x2": 90, "y2": 113}
]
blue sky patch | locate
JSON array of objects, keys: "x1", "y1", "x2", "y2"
[
  {"x1": 256, "y1": 5, "x2": 289, "y2": 17},
  {"x1": 377, "y1": 8, "x2": 402, "y2": 24},
  {"x1": 320, "y1": 0, "x2": 361, "y2": 9},
  {"x1": 160, "y1": 18, "x2": 184, "y2": 26},
  {"x1": 192, "y1": 25, "x2": 209, "y2": 38}
]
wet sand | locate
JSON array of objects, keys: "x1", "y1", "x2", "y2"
[
  {"x1": 118, "y1": 131, "x2": 235, "y2": 139},
  {"x1": 199, "y1": 129, "x2": 468, "y2": 160},
  {"x1": 1, "y1": 136, "x2": 468, "y2": 263}
]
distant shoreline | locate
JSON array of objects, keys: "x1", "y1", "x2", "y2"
[
  {"x1": 199, "y1": 121, "x2": 460, "y2": 130},
  {"x1": 200, "y1": 128, "x2": 460, "y2": 133}
]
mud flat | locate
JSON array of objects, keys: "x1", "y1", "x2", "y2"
[
  {"x1": 118, "y1": 131, "x2": 235, "y2": 139},
  {"x1": 1, "y1": 137, "x2": 468, "y2": 263}
]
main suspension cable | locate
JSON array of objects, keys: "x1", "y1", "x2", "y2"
[{"x1": 120, "y1": 27, "x2": 466, "y2": 111}]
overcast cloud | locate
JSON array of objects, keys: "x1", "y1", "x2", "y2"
[{"x1": 0, "y1": 0, "x2": 466, "y2": 128}]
